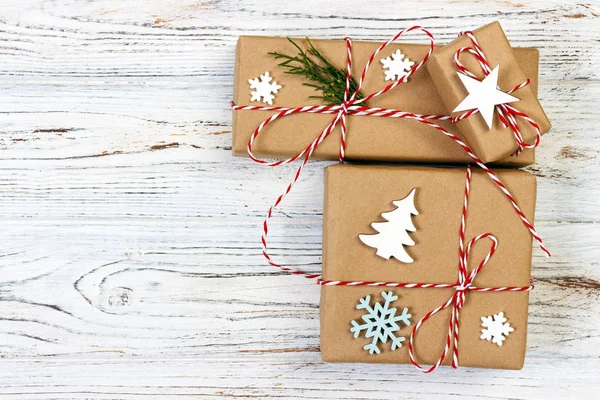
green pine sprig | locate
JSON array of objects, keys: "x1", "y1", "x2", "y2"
[{"x1": 268, "y1": 37, "x2": 365, "y2": 106}]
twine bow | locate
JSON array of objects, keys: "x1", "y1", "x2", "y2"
[
  {"x1": 406, "y1": 166, "x2": 534, "y2": 373},
  {"x1": 408, "y1": 231, "x2": 503, "y2": 373},
  {"x1": 451, "y1": 31, "x2": 542, "y2": 154}
]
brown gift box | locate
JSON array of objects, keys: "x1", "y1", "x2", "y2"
[
  {"x1": 321, "y1": 165, "x2": 536, "y2": 369},
  {"x1": 232, "y1": 35, "x2": 541, "y2": 167},
  {"x1": 427, "y1": 21, "x2": 551, "y2": 164}
]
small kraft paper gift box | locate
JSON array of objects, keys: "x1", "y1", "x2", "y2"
[
  {"x1": 427, "y1": 21, "x2": 552, "y2": 164},
  {"x1": 232, "y1": 33, "x2": 542, "y2": 167},
  {"x1": 320, "y1": 164, "x2": 537, "y2": 370}
]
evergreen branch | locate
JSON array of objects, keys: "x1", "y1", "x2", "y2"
[{"x1": 268, "y1": 37, "x2": 365, "y2": 106}]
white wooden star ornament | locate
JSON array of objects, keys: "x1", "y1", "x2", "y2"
[{"x1": 452, "y1": 65, "x2": 519, "y2": 129}]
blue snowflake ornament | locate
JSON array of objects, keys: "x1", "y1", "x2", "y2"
[{"x1": 350, "y1": 291, "x2": 412, "y2": 355}]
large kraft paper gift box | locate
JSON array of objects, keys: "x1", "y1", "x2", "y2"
[
  {"x1": 427, "y1": 21, "x2": 551, "y2": 164},
  {"x1": 232, "y1": 35, "x2": 541, "y2": 167},
  {"x1": 320, "y1": 165, "x2": 536, "y2": 369}
]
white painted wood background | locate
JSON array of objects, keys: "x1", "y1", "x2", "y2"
[{"x1": 0, "y1": 0, "x2": 599, "y2": 398}]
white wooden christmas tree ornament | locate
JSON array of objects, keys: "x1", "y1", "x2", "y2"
[
  {"x1": 248, "y1": 71, "x2": 281, "y2": 105},
  {"x1": 452, "y1": 65, "x2": 519, "y2": 129},
  {"x1": 359, "y1": 188, "x2": 419, "y2": 263}
]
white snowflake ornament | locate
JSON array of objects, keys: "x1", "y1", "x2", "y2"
[
  {"x1": 359, "y1": 188, "x2": 419, "y2": 263},
  {"x1": 350, "y1": 291, "x2": 412, "y2": 355},
  {"x1": 480, "y1": 311, "x2": 514, "y2": 346},
  {"x1": 248, "y1": 71, "x2": 282, "y2": 105},
  {"x1": 380, "y1": 49, "x2": 415, "y2": 81}
]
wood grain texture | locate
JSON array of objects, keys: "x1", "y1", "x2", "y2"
[{"x1": 0, "y1": 0, "x2": 599, "y2": 398}]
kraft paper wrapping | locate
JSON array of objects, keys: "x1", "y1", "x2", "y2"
[
  {"x1": 427, "y1": 21, "x2": 551, "y2": 163},
  {"x1": 233, "y1": 35, "x2": 541, "y2": 166},
  {"x1": 321, "y1": 165, "x2": 536, "y2": 369}
]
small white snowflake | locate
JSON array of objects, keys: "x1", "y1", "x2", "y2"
[
  {"x1": 480, "y1": 311, "x2": 514, "y2": 346},
  {"x1": 380, "y1": 49, "x2": 415, "y2": 81},
  {"x1": 248, "y1": 71, "x2": 282, "y2": 105},
  {"x1": 350, "y1": 291, "x2": 411, "y2": 355}
]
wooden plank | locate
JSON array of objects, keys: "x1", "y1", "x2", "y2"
[
  {"x1": 0, "y1": 137, "x2": 598, "y2": 225},
  {"x1": 1, "y1": 0, "x2": 599, "y2": 397},
  {"x1": 0, "y1": 1, "x2": 598, "y2": 81},
  {"x1": 0, "y1": 357, "x2": 597, "y2": 399},
  {"x1": 0, "y1": 219, "x2": 598, "y2": 358}
]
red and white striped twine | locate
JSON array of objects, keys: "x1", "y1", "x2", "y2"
[{"x1": 230, "y1": 28, "x2": 544, "y2": 372}]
